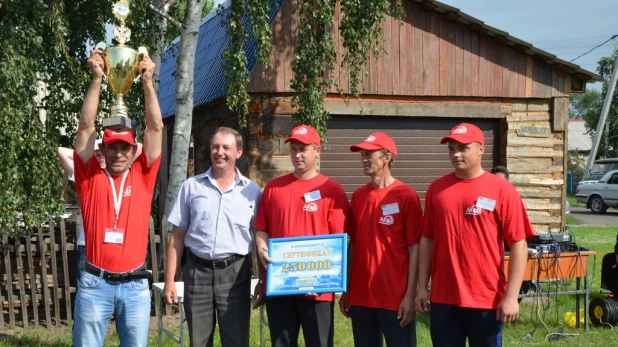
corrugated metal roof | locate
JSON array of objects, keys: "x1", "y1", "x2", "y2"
[{"x1": 158, "y1": 0, "x2": 284, "y2": 119}]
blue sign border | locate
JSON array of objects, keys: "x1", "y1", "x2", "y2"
[{"x1": 266, "y1": 234, "x2": 348, "y2": 296}]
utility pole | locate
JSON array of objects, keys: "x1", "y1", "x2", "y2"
[
  {"x1": 584, "y1": 53, "x2": 618, "y2": 178},
  {"x1": 605, "y1": 119, "x2": 609, "y2": 158}
]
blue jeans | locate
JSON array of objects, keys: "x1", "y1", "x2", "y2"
[
  {"x1": 430, "y1": 303, "x2": 503, "y2": 347},
  {"x1": 73, "y1": 269, "x2": 151, "y2": 347},
  {"x1": 349, "y1": 305, "x2": 417, "y2": 347},
  {"x1": 75, "y1": 245, "x2": 86, "y2": 284}
]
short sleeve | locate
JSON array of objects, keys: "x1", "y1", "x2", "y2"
[
  {"x1": 348, "y1": 192, "x2": 360, "y2": 242},
  {"x1": 421, "y1": 184, "x2": 436, "y2": 239},
  {"x1": 327, "y1": 182, "x2": 350, "y2": 234},
  {"x1": 167, "y1": 180, "x2": 191, "y2": 231},
  {"x1": 133, "y1": 153, "x2": 161, "y2": 192},
  {"x1": 73, "y1": 152, "x2": 100, "y2": 197},
  {"x1": 500, "y1": 184, "x2": 535, "y2": 245},
  {"x1": 249, "y1": 182, "x2": 263, "y2": 233},
  {"x1": 254, "y1": 185, "x2": 271, "y2": 233},
  {"x1": 404, "y1": 190, "x2": 424, "y2": 246}
]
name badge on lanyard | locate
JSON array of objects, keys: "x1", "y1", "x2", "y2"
[
  {"x1": 104, "y1": 169, "x2": 129, "y2": 244},
  {"x1": 104, "y1": 228, "x2": 125, "y2": 244}
]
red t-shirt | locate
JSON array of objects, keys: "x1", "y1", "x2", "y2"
[
  {"x1": 255, "y1": 173, "x2": 350, "y2": 301},
  {"x1": 348, "y1": 180, "x2": 423, "y2": 311},
  {"x1": 75, "y1": 152, "x2": 161, "y2": 273},
  {"x1": 422, "y1": 172, "x2": 535, "y2": 309}
]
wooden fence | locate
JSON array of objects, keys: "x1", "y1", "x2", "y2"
[{"x1": 0, "y1": 217, "x2": 165, "y2": 330}]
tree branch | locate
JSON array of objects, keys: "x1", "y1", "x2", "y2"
[
  {"x1": 147, "y1": 2, "x2": 184, "y2": 29},
  {"x1": 164, "y1": 0, "x2": 180, "y2": 8}
]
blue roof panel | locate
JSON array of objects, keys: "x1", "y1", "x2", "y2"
[{"x1": 158, "y1": 1, "x2": 284, "y2": 119}]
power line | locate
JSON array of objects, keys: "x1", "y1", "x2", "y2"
[
  {"x1": 537, "y1": 42, "x2": 615, "y2": 51},
  {"x1": 531, "y1": 35, "x2": 613, "y2": 44},
  {"x1": 560, "y1": 51, "x2": 616, "y2": 57},
  {"x1": 570, "y1": 35, "x2": 618, "y2": 63}
]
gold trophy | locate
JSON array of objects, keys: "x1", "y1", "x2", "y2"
[{"x1": 96, "y1": 0, "x2": 148, "y2": 130}]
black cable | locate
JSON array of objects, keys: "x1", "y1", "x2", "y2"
[
  {"x1": 570, "y1": 35, "x2": 618, "y2": 62},
  {"x1": 532, "y1": 35, "x2": 614, "y2": 44}
]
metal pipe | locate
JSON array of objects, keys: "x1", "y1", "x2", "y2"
[{"x1": 584, "y1": 53, "x2": 618, "y2": 177}]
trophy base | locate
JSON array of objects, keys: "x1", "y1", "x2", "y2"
[{"x1": 102, "y1": 117, "x2": 133, "y2": 131}]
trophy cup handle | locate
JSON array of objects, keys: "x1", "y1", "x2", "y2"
[
  {"x1": 133, "y1": 46, "x2": 149, "y2": 83},
  {"x1": 95, "y1": 41, "x2": 107, "y2": 51},
  {"x1": 95, "y1": 42, "x2": 108, "y2": 81}
]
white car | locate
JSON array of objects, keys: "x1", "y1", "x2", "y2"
[{"x1": 575, "y1": 169, "x2": 618, "y2": 214}]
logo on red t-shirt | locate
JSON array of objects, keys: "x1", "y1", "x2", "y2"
[
  {"x1": 123, "y1": 186, "x2": 132, "y2": 197},
  {"x1": 303, "y1": 202, "x2": 318, "y2": 212},
  {"x1": 465, "y1": 205, "x2": 481, "y2": 215},
  {"x1": 378, "y1": 215, "x2": 394, "y2": 225}
]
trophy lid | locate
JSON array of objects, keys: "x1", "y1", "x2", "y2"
[
  {"x1": 112, "y1": 0, "x2": 131, "y2": 25},
  {"x1": 112, "y1": 0, "x2": 132, "y2": 46}
]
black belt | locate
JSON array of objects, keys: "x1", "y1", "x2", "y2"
[
  {"x1": 188, "y1": 251, "x2": 245, "y2": 269},
  {"x1": 84, "y1": 262, "x2": 149, "y2": 283}
]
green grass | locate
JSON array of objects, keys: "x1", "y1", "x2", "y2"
[
  {"x1": 566, "y1": 214, "x2": 583, "y2": 225},
  {"x1": 2, "y1": 226, "x2": 618, "y2": 346},
  {"x1": 567, "y1": 194, "x2": 586, "y2": 208}
]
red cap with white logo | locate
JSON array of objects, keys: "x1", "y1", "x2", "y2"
[
  {"x1": 103, "y1": 128, "x2": 136, "y2": 145},
  {"x1": 440, "y1": 123, "x2": 485, "y2": 146},
  {"x1": 349, "y1": 132, "x2": 398, "y2": 156},
  {"x1": 284, "y1": 125, "x2": 321, "y2": 146}
]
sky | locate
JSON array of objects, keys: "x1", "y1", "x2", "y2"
[{"x1": 444, "y1": 0, "x2": 618, "y2": 90}]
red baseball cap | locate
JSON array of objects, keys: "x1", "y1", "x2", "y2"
[
  {"x1": 350, "y1": 132, "x2": 398, "y2": 156},
  {"x1": 284, "y1": 125, "x2": 321, "y2": 146},
  {"x1": 440, "y1": 123, "x2": 484, "y2": 145},
  {"x1": 103, "y1": 129, "x2": 136, "y2": 146}
]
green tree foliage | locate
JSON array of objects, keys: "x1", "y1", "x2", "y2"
[
  {"x1": 0, "y1": 0, "x2": 189, "y2": 235},
  {"x1": 574, "y1": 47, "x2": 618, "y2": 159},
  {"x1": 223, "y1": 0, "x2": 272, "y2": 128},
  {"x1": 224, "y1": 0, "x2": 403, "y2": 140},
  {"x1": 569, "y1": 89, "x2": 602, "y2": 120},
  {"x1": 0, "y1": 0, "x2": 82, "y2": 235},
  {"x1": 289, "y1": 0, "x2": 336, "y2": 138}
]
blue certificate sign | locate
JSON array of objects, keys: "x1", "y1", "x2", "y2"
[{"x1": 266, "y1": 234, "x2": 347, "y2": 296}]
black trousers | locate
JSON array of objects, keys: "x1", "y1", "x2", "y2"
[
  {"x1": 183, "y1": 254, "x2": 251, "y2": 347},
  {"x1": 430, "y1": 303, "x2": 502, "y2": 347},
  {"x1": 265, "y1": 296, "x2": 334, "y2": 347}
]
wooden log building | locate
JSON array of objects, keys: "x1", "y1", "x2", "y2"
[{"x1": 157, "y1": 0, "x2": 602, "y2": 232}]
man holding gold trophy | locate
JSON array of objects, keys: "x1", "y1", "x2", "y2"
[{"x1": 71, "y1": 1, "x2": 163, "y2": 346}]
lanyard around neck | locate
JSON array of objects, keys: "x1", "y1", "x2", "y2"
[{"x1": 104, "y1": 169, "x2": 129, "y2": 230}]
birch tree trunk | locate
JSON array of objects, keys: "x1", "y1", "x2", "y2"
[
  {"x1": 151, "y1": 0, "x2": 170, "y2": 91},
  {"x1": 164, "y1": 0, "x2": 205, "y2": 217}
]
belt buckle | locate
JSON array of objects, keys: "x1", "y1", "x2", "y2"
[
  {"x1": 212, "y1": 259, "x2": 227, "y2": 269},
  {"x1": 106, "y1": 273, "x2": 122, "y2": 283}
]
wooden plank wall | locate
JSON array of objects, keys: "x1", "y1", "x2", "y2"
[
  {"x1": 245, "y1": 95, "x2": 567, "y2": 232},
  {"x1": 0, "y1": 218, "x2": 165, "y2": 330},
  {"x1": 505, "y1": 100, "x2": 565, "y2": 231},
  {"x1": 246, "y1": 1, "x2": 572, "y2": 99}
]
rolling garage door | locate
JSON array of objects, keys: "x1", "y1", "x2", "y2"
[{"x1": 320, "y1": 117, "x2": 500, "y2": 203}]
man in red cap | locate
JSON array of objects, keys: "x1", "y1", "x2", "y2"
[
  {"x1": 71, "y1": 49, "x2": 163, "y2": 347},
  {"x1": 253, "y1": 124, "x2": 351, "y2": 347},
  {"x1": 339, "y1": 132, "x2": 422, "y2": 347},
  {"x1": 416, "y1": 123, "x2": 534, "y2": 347}
]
